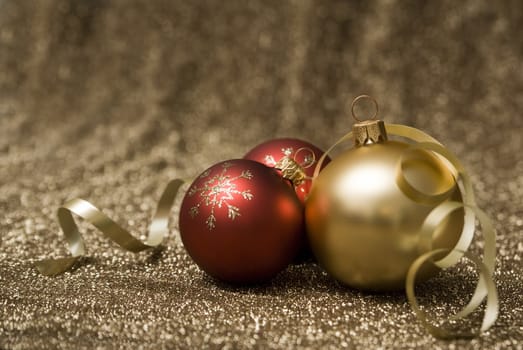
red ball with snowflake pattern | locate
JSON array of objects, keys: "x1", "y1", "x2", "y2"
[
  {"x1": 244, "y1": 138, "x2": 331, "y2": 203},
  {"x1": 179, "y1": 159, "x2": 304, "y2": 284}
]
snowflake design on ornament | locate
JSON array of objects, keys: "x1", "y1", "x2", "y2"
[
  {"x1": 264, "y1": 148, "x2": 293, "y2": 166},
  {"x1": 188, "y1": 162, "x2": 254, "y2": 230}
]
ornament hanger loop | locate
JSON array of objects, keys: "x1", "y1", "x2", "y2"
[
  {"x1": 294, "y1": 147, "x2": 316, "y2": 169},
  {"x1": 351, "y1": 94, "x2": 379, "y2": 122}
]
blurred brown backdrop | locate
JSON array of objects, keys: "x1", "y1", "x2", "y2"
[{"x1": 1, "y1": 1, "x2": 522, "y2": 349}]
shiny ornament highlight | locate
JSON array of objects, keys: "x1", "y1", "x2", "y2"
[{"x1": 179, "y1": 159, "x2": 304, "y2": 284}]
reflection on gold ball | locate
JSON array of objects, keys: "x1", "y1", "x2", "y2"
[{"x1": 305, "y1": 141, "x2": 463, "y2": 291}]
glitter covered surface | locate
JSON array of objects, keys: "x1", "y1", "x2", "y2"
[{"x1": 0, "y1": 1, "x2": 522, "y2": 349}]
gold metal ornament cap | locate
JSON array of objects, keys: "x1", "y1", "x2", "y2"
[
  {"x1": 273, "y1": 147, "x2": 316, "y2": 187},
  {"x1": 351, "y1": 95, "x2": 388, "y2": 147},
  {"x1": 274, "y1": 156, "x2": 306, "y2": 186}
]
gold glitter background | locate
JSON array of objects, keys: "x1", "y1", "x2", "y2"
[{"x1": 1, "y1": 1, "x2": 522, "y2": 349}]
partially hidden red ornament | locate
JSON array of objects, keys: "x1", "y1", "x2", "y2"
[
  {"x1": 179, "y1": 159, "x2": 304, "y2": 284},
  {"x1": 243, "y1": 138, "x2": 331, "y2": 203}
]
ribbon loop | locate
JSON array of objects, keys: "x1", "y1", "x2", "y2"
[
  {"x1": 35, "y1": 179, "x2": 185, "y2": 276},
  {"x1": 406, "y1": 248, "x2": 499, "y2": 338},
  {"x1": 386, "y1": 123, "x2": 497, "y2": 336}
]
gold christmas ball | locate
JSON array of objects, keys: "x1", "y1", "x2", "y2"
[{"x1": 305, "y1": 140, "x2": 464, "y2": 291}]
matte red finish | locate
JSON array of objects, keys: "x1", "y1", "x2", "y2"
[
  {"x1": 243, "y1": 138, "x2": 331, "y2": 203},
  {"x1": 179, "y1": 159, "x2": 304, "y2": 284}
]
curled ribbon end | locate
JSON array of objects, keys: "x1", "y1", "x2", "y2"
[
  {"x1": 35, "y1": 257, "x2": 79, "y2": 276},
  {"x1": 37, "y1": 178, "x2": 186, "y2": 275},
  {"x1": 406, "y1": 248, "x2": 499, "y2": 339}
]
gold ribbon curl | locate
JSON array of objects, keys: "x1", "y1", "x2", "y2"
[
  {"x1": 35, "y1": 179, "x2": 185, "y2": 276},
  {"x1": 312, "y1": 122, "x2": 498, "y2": 339}
]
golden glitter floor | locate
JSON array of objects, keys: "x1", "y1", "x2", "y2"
[{"x1": 1, "y1": 1, "x2": 522, "y2": 349}]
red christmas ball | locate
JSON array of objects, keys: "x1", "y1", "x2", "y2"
[
  {"x1": 179, "y1": 159, "x2": 304, "y2": 284},
  {"x1": 243, "y1": 138, "x2": 331, "y2": 203}
]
